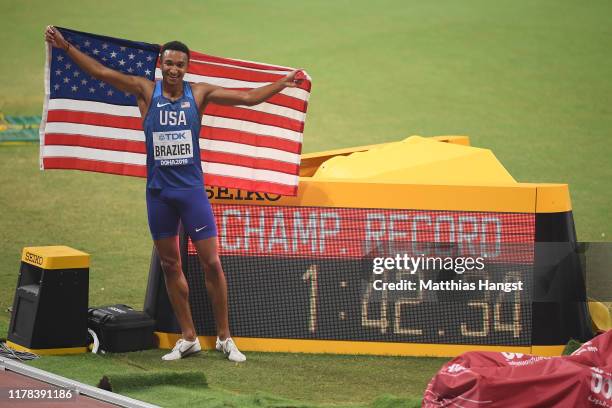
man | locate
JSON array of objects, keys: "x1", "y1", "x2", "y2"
[{"x1": 45, "y1": 26, "x2": 302, "y2": 362}]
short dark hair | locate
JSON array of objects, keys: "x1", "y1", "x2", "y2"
[{"x1": 159, "y1": 41, "x2": 190, "y2": 61}]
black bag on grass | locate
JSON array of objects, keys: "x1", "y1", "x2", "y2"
[{"x1": 88, "y1": 304, "x2": 155, "y2": 353}]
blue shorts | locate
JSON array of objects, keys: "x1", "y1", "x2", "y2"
[{"x1": 146, "y1": 187, "x2": 218, "y2": 241}]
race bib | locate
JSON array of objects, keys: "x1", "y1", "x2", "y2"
[{"x1": 152, "y1": 130, "x2": 194, "y2": 167}]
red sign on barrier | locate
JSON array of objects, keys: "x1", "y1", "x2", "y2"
[
  {"x1": 188, "y1": 204, "x2": 535, "y2": 262},
  {"x1": 424, "y1": 330, "x2": 612, "y2": 407}
]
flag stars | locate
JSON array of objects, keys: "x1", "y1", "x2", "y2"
[
  {"x1": 144, "y1": 69, "x2": 151, "y2": 76},
  {"x1": 138, "y1": 49, "x2": 143, "y2": 53},
  {"x1": 84, "y1": 40, "x2": 91, "y2": 47},
  {"x1": 128, "y1": 53, "x2": 135, "y2": 60},
  {"x1": 93, "y1": 49, "x2": 100, "y2": 55},
  {"x1": 107, "y1": 89, "x2": 114, "y2": 96},
  {"x1": 127, "y1": 67, "x2": 133, "y2": 73},
  {"x1": 81, "y1": 79, "x2": 88, "y2": 85},
  {"x1": 102, "y1": 43, "x2": 108, "y2": 49},
  {"x1": 118, "y1": 59, "x2": 126, "y2": 66},
  {"x1": 89, "y1": 87, "x2": 95, "y2": 93},
  {"x1": 146, "y1": 55, "x2": 153, "y2": 61},
  {"x1": 120, "y1": 46, "x2": 126, "y2": 51},
  {"x1": 124, "y1": 92, "x2": 131, "y2": 97},
  {"x1": 53, "y1": 84, "x2": 60, "y2": 91},
  {"x1": 57, "y1": 55, "x2": 64, "y2": 62},
  {"x1": 99, "y1": 82, "x2": 106, "y2": 88},
  {"x1": 136, "y1": 61, "x2": 143, "y2": 68},
  {"x1": 55, "y1": 69, "x2": 62, "y2": 76},
  {"x1": 71, "y1": 85, "x2": 78, "y2": 92},
  {"x1": 73, "y1": 71, "x2": 80, "y2": 77},
  {"x1": 102, "y1": 57, "x2": 107, "y2": 62},
  {"x1": 63, "y1": 77, "x2": 70, "y2": 83},
  {"x1": 110, "y1": 51, "x2": 117, "y2": 58},
  {"x1": 65, "y1": 63, "x2": 72, "y2": 69}
]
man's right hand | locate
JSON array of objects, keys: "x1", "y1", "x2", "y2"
[
  {"x1": 42, "y1": 26, "x2": 155, "y2": 116},
  {"x1": 45, "y1": 26, "x2": 69, "y2": 51}
]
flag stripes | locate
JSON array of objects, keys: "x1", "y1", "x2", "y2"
[{"x1": 41, "y1": 28, "x2": 310, "y2": 196}]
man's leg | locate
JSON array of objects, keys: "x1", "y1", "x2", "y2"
[
  {"x1": 180, "y1": 186, "x2": 245, "y2": 362},
  {"x1": 192, "y1": 237, "x2": 245, "y2": 362},
  {"x1": 191, "y1": 237, "x2": 229, "y2": 340},
  {"x1": 147, "y1": 188, "x2": 200, "y2": 360},
  {"x1": 155, "y1": 236, "x2": 197, "y2": 341}
]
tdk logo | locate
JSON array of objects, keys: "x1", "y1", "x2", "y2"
[{"x1": 159, "y1": 132, "x2": 186, "y2": 141}]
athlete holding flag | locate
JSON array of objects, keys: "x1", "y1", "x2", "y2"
[{"x1": 45, "y1": 26, "x2": 303, "y2": 362}]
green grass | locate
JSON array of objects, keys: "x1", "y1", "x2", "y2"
[
  {"x1": 27, "y1": 350, "x2": 432, "y2": 407},
  {"x1": 1, "y1": 0, "x2": 611, "y2": 239},
  {"x1": 1, "y1": 0, "x2": 611, "y2": 406}
]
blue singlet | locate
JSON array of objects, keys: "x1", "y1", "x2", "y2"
[
  {"x1": 143, "y1": 81, "x2": 217, "y2": 241},
  {"x1": 143, "y1": 81, "x2": 203, "y2": 189}
]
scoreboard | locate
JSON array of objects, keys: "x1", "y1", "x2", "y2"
[{"x1": 145, "y1": 142, "x2": 592, "y2": 357}]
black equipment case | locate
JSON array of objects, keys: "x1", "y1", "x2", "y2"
[{"x1": 88, "y1": 304, "x2": 155, "y2": 352}]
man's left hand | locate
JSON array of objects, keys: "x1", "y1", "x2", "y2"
[{"x1": 281, "y1": 70, "x2": 305, "y2": 88}]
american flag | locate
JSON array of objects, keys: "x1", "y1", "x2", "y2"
[{"x1": 40, "y1": 27, "x2": 311, "y2": 196}]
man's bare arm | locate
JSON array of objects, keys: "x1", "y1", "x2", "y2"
[
  {"x1": 196, "y1": 70, "x2": 303, "y2": 108},
  {"x1": 45, "y1": 26, "x2": 153, "y2": 101}
]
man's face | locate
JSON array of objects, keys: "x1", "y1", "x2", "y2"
[{"x1": 161, "y1": 50, "x2": 189, "y2": 86}]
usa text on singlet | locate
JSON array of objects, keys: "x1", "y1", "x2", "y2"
[{"x1": 143, "y1": 81, "x2": 204, "y2": 189}]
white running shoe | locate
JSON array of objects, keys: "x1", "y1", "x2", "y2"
[
  {"x1": 216, "y1": 337, "x2": 246, "y2": 362},
  {"x1": 161, "y1": 338, "x2": 201, "y2": 361}
]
